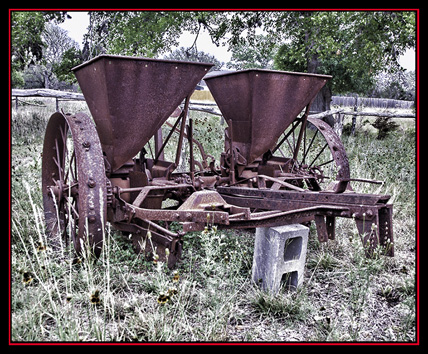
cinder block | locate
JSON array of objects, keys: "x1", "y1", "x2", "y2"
[{"x1": 252, "y1": 224, "x2": 309, "y2": 294}]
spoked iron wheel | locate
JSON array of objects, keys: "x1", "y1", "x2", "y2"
[
  {"x1": 275, "y1": 117, "x2": 351, "y2": 192},
  {"x1": 42, "y1": 112, "x2": 106, "y2": 259}
]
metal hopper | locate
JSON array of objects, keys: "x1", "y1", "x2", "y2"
[
  {"x1": 204, "y1": 69, "x2": 331, "y2": 164},
  {"x1": 72, "y1": 54, "x2": 213, "y2": 171}
]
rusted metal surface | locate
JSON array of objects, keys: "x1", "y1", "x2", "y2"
[
  {"x1": 205, "y1": 68, "x2": 393, "y2": 256},
  {"x1": 72, "y1": 54, "x2": 213, "y2": 172},
  {"x1": 42, "y1": 57, "x2": 395, "y2": 269},
  {"x1": 42, "y1": 111, "x2": 106, "y2": 258},
  {"x1": 219, "y1": 205, "x2": 348, "y2": 230},
  {"x1": 217, "y1": 186, "x2": 394, "y2": 256},
  {"x1": 113, "y1": 220, "x2": 184, "y2": 269},
  {"x1": 306, "y1": 117, "x2": 351, "y2": 192},
  {"x1": 204, "y1": 69, "x2": 331, "y2": 164}
]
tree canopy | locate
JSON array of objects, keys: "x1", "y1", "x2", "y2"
[
  {"x1": 268, "y1": 11, "x2": 416, "y2": 94},
  {"x1": 11, "y1": 11, "x2": 74, "y2": 88},
  {"x1": 84, "y1": 11, "x2": 198, "y2": 58},
  {"x1": 11, "y1": 10, "x2": 416, "y2": 100},
  {"x1": 164, "y1": 47, "x2": 224, "y2": 71},
  {"x1": 11, "y1": 11, "x2": 70, "y2": 69}
]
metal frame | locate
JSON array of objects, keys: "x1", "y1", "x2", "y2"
[{"x1": 41, "y1": 56, "x2": 395, "y2": 269}]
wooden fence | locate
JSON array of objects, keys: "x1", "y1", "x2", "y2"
[
  {"x1": 332, "y1": 95, "x2": 414, "y2": 110},
  {"x1": 11, "y1": 88, "x2": 84, "y2": 111},
  {"x1": 12, "y1": 88, "x2": 415, "y2": 121}
]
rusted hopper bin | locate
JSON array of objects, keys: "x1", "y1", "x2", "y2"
[
  {"x1": 204, "y1": 69, "x2": 332, "y2": 164},
  {"x1": 72, "y1": 55, "x2": 213, "y2": 172}
]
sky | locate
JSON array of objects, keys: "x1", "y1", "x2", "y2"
[
  {"x1": 58, "y1": 12, "x2": 90, "y2": 49},
  {"x1": 59, "y1": 11, "x2": 415, "y2": 72}
]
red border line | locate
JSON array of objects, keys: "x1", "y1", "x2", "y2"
[{"x1": 9, "y1": 8, "x2": 420, "y2": 346}]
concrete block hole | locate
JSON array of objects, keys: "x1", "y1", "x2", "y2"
[
  {"x1": 281, "y1": 271, "x2": 298, "y2": 290},
  {"x1": 284, "y1": 236, "x2": 302, "y2": 262}
]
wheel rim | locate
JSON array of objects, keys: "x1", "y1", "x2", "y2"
[
  {"x1": 42, "y1": 112, "x2": 106, "y2": 258},
  {"x1": 275, "y1": 117, "x2": 350, "y2": 191}
]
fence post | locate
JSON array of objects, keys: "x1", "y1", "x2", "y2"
[
  {"x1": 334, "y1": 112, "x2": 344, "y2": 137},
  {"x1": 351, "y1": 95, "x2": 358, "y2": 135}
]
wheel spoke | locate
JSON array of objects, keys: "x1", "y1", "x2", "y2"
[
  {"x1": 291, "y1": 121, "x2": 296, "y2": 152},
  {"x1": 308, "y1": 142, "x2": 329, "y2": 169},
  {"x1": 54, "y1": 138, "x2": 63, "y2": 181},
  {"x1": 317, "y1": 158, "x2": 335, "y2": 168},
  {"x1": 64, "y1": 195, "x2": 79, "y2": 219},
  {"x1": 302, "y1": 129, "x2": 319, "y2": 164},
  {"x1": 271, "y1": 117, "x2": 349, "y2": 191},
  {"x1": 302, "y1": 125, "x2": 307, "y2": 164},
  {"x1": 64, "y1": 149, "x2": 76, "y2": 184}
]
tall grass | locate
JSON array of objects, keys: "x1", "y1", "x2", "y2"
[{"x1": 10, "y1": 99, "x2": 416, "y2": 342}]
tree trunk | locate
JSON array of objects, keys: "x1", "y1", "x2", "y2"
[
  {"x1": 311, "y1": 85, "x2": 334, "y2": 127},
  {"x1": 307, "y1": 53, "x2": 334, "y2": 127}
]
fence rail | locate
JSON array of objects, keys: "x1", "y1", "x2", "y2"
[
  {"x1": 12, "y1": 88, "x2": 415, "y2": 120},
  {"x1": 12, "y1": 88, "x2": 84, "y2": 111}
]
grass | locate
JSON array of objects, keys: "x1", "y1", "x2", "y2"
[{"x1": 10, "y1": 98, "x2": 417, "y2": 342}]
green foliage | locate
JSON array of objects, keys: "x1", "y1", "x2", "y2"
[
  {"x1": 11, "y1": 66, "x2": 25, "y2": 88},
  {"x1": 164, "y1": 47, "x2": 224, "y2": 71},
  {"x1": 52, "y1": 47, "x2": 83, "y2": 84},
  {"x1": 372, "y1": 71, "x2": 415, "y2": 100},
  {"x1": 11, "y1": 12, "x2": 46, "y2": 69},
  {"x1": 11, "y1": 11, "x2": 78, "y2": 89},
  {"x1": 227, "y1": 34, "x2": 275, "y2": 70},
  {"x1": 270, "y1": 11, "x2": 416, "y2": 95},
  {"x1": 191, "y1": 113, "x2": 225, "y2": 162},
  {"x1": 371, "y1": 117, "x2": 399, "y2": 139},
  {"x1": 11, "y1": 10, "x2": 416, "y2": 97},
  {"x1": 178, "y1": 11, "x2": 415, "y2": 96},
  {"x1": 85, "y1": 11, "x2": 196, "y2": 57},
  {"x1": 11, "y1": 11, "x2": 69, "y2": 69}
]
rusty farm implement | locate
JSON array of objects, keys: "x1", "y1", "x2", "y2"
[{"x1": 42, "y1": 54, "x2": 394, "y2": 269}]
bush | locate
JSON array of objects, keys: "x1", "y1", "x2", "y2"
[
  {"x1": 11, "y1": 69, "x2": 25, "y2": 88},
  {"x1": 371, "y1": 117, "x2": 399, "y2": 139}
]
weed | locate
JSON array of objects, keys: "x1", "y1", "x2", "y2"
[
  {"x1": 251, "y1": 286, "x2": 310, "y2": 321},
  {"x1": 307, "y1": 249, "x2": 340, "y2": 271}
]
